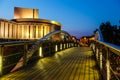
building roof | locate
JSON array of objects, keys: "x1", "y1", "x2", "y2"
[{"x1": 12, "y1": 18, "x2": 61, "y2": 27}]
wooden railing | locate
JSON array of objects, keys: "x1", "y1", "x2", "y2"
[{"x1": 90, "y1": 40, "x2": 120, "y2": 80}]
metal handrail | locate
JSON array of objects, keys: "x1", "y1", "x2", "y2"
[
  {"x1": 10, "y1": 30, "x2": 73, "y2": 72},
  {"x1": 27, "y1": 30, "x2": 72, "y2": 58}
]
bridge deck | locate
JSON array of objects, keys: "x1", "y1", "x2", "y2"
[{"x1": 0, "y1": 47, "x2": 102, "y2": 80}]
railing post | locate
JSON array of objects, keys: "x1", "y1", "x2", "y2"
[
  {"x1": 67, "y1": 43, "x2": 68, "y2": 48},
  {"x1": 96, "y1": 48, "x2": 99, "y2": 61},
  {"x1": 39, "y1": 46, "x2": 43, "y2": 57},
  {"x1": 90, "y1": 43, "x2": 95, "y2": 53},
  {"x1": 99, "y1": 51, "x2": 103, "y2": 70},
  {"x1": 55, "y1": 45, "x2": 58, "y2": 52},
  {"x1": 60, "y1": 43, "x2": 62, "y2": 50},
  {"x1": 64, "y1": 43, "x2": 65, "y2": 49},
  {"x1": 106, "y1": 49, "x2": 110, "y2": 80}
]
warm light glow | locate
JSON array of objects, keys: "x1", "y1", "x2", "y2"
[
  {"x1": 36, "y1": 26, "x2": 38, "y2": 38},
  {"x1": 60, "y1": 44, "x2": 62, "y2": 50},
  {"x1": 89, "y1": 37, "x2": 95, "y2": 40},
  {"x1": 0, "y1": 16, "x2": 61, "y2": 40},
  {"x1": 0, "y1": 30, "x2": 4, "y2": 38},
  {"x1": 51, "y1": 21, "x2": 56, "y2": 24},
  {"x1": 0, "y1": 22, "x2": 4, "y2": 38},
  {"x1": 26, "y1": 32, "x2": 29, "y2": 38},
  {"x1": 55, "y1": 45, "x2": 58, "y2": 52},
  {"x1": 84, "y1": 37, "x2": 86, "y2": 40},
  {"x1": 0, "y1": 55, "x2": 2, "y2": 75},
  {"x1": 44, "y1": 26, "x2": 47, "y2": 36},
  {"x1": 39, "y1": 47, "x2": 43, "y2": 57}
]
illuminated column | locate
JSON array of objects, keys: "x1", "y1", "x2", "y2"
[
  {"x1": 16, "y1": 24, "x2": 18, "y2": 39},
  {"x1": 33, "y1": 25, "x2": 36, "y2": 39},
  {"x1": 14, "y1": 24, "x2": 17, "y2": 39},
  {"x1": 23, "y1": 25, "x2": 26, "y2": 39},
  {"x1": 51, "y1": 25, "x2": 55, "y2": 32},
  {"x1": 38, "y1": 25, "x2": 41, "y2": 38},
  {"x1": 20, "y1": 25, "x2": 22, "y2": 39},
  {"x1": 30, "y1": 25, "x2": 33, "y2": 39},
  {"x1": 36, "y1": 25, "x2": 38, "y2": 39},
  {"x1": 5, "y1": 22, "x2": 8, "y2": 38},
  {"x1": 46, "y1": 25, "x2": 49, "y2": 35},
  {"x1": 40, "y1": 25, "x2": 44, "y2": 38},
  {"x1": 12, "y1": 24, "x2": 14, "y2": 38},
  {"x1": 21, "y1": 25, "x2": 24, "y2": 39},
  {"x1": 12, "y1": 24, "x2": 15, "y2": 39},
  {"x1": 17, "y1": 25, "x2": 21, "y2": 39},
  {"x1": 49, "y1": 25, "x2": 50, "y2": 33},
  {"x1": 25, "y1": 25, "x2": 29, "y2": 39},
  {"x1": 9, "y1": 23, "x2": 13, "y2": 38},
  {"x1": 28, "y1": 25, "x2": 30, "y2": 39},
  {"x1": 44, "y1": 25, "x2": 47, "y2": 36},
  {"x1": 43, "y1": 26, "x2": 44, "y2": 37},
  {"x1": 0, "y1": 22, "x2": 4, "y2": 38},
  {"x1": 50, "y1": 26, "x2": 52, "y2": 33}
]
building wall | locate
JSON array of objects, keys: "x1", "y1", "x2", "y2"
[
  {"x1": 0, "y1": 19, "x2": 61, "y2": 40},
  {"x1": 14, "y1": 7, "x2": 39, "y2": 19}
]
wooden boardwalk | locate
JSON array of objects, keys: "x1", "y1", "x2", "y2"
[{"x1": 0, "y1": 47, "x2": 102, "y2": 80}]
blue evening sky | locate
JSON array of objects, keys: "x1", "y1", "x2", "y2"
[{"x1": 0, "y1": 0, "x2": 120, "y2": 38}]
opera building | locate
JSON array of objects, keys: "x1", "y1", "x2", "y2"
[{"x1": 0, "y1": 7, "x2": 61, "y2": 41}]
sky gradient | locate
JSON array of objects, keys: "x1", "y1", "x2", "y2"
[{"x1": 0, "y1": 0, "x2": 120, "y2": 38}]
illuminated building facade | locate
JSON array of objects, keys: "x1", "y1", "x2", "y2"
[{"x1": 0, "y1": 7, "x2": 61, "y2": 40}]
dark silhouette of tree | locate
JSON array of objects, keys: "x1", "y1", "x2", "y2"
[{"x1": 99, "y1": 21, "x2": 120, "y2": 45}]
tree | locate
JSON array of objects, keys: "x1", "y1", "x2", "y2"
[{"x1": 99, "y1": 21, "x2": 120, "y2": 46}]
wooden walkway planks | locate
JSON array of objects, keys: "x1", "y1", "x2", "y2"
[{"x1": 0, "y1": 47, "x2": 102, "y2": 80}]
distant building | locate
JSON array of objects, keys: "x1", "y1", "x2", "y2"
[
  {"x1": 0, "y1": 7, "x2": 61, "y2": 40},
  {"x1": 79, "y1": 35, "x2": 94, "y2": 46}
]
